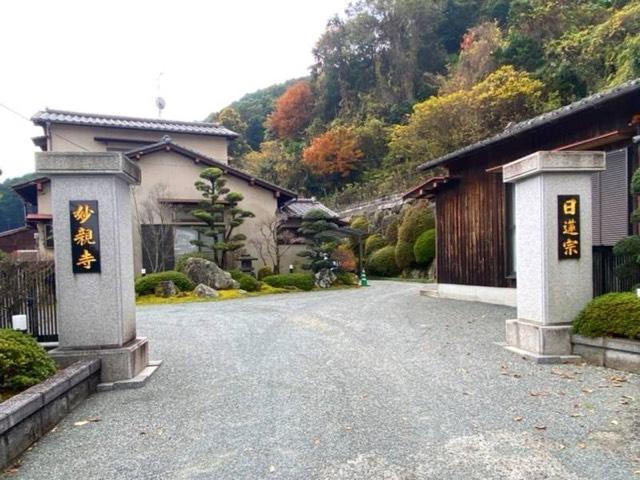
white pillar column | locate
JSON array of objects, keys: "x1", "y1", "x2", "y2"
[{"x1": 502, "y1": 151, "x2": 605, "y2": 363}]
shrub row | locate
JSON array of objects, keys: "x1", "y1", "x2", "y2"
[
  {"x1": 135, "y1": 271, "x2": 195, "y2": 295},
  {"x1": 263, "y1": 273, "x2": 315, "y2": 291},
  {"x1": 230, "y1": 270, "x2": 260, "y2": 292},
  {"x1": 573, "y1": 292, "x2": 640, "y2": 340}
]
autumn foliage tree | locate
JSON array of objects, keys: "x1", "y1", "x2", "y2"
[
  {"x1": 302, "y1": 126, "x2": 363, "y2": 178},
  {"x1": 267, "y1": 81, "x2": 314, "y2": 139}
]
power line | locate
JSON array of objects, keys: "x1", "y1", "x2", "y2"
[{"x1": 0, "y1": 102, "x2": 90, "y2": 152}]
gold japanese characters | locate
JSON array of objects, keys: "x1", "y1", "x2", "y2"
[
  {"x1": 69, "y1": 201, "x2": 101, "y2": 273},
  {"x1": 558, "y1": 195, "x2": 580, "y2": 260}
]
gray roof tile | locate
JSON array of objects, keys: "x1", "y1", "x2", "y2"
[
  {"x1": 32, "y1": 109, "x2": 238, "y2": 138},
  {"x1": 282, "y1": 198, "x2": 339, "y2": 218}
]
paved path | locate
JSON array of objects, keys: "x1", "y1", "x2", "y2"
[{"x1": 5, "y1": 281, "x2": 640, "y2": 479}]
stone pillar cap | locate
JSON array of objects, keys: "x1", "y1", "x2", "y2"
[
  {"x1": 503, "y1": 150, "x2": 605, "y2": 184},
  {"x1": 36, "y1": 152, "x2": 141, "y2": 185}
]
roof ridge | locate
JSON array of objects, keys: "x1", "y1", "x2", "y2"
[{"x1": 38, "y1": 108, "x2": 222, "y2": 127}]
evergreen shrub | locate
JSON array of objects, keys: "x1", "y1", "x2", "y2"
[
  {"x1": 573, "y1": 292, "x2": 640, "y2": 340},
  {"x1": 0, "y1": 329, "x2": 56, "y2": 390},
  {"x1": 368, "y1": 246, "x2": 401, "y2": 277},
  {"x1": 135, "y1": 271, "x2": 195, "y2": 295},
  {"x1": 395, "y1": 201, "x2": 434, "y2": 270},
  {"x1": 414, "y1": 229, "x2": 436, "y2": 266},
  {"x1": 365, "y1": 234, "x2": 387, "y2": 257},
  {"x1": 335, "y1": 272, "x2": 359, "y2": 286},
  {"x1": 263, "y1": 273, "x2": 315, "y2": 291},
  {"x1": 230, "y1": 270, "x2": 260, "y2": 291},
  {"x1": 257, "y1": 267, "x2": 274, "y2": 280}
]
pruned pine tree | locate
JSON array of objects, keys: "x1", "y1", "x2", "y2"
[
  {"x1": 297, "y1": 209, "x2": 340, "y2": 273},
  {"x1": 190, "y1": 167, "x2": 255, "y2": 269}
]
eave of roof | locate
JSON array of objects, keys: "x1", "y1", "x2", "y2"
[
  {"x1": 417, "y1": 78, "x2": 640, "y2": 172},
  {"x1": 126, "y1": 137, "x2": 297, "y2": 200},
  {"x1": 32, "y1": 108, "x2": 239, "y2": 139}
]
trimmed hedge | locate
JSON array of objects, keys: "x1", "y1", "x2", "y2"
[
  {"x1": 367, "y1": 246, "x2": 401, "y2": 277},
  {"x1": 257, "y1": 267, "x2": 273, "y2": 280},
  {"x1": 396, "y1": 201, "x2": 434, "y2": 269},
  {"x1": 573, "y1": 292, "x2": 640, "y2": 340},
  {"x1": 230, "y1": 270, "x2": 260, "y2": 292},
  {"x1": 263, "y1": 273, "x2": 315, "y2": 291},
  {"x1": 135, "y1": 271, "x2": 195, "y2": 295},
  {"x1": 0, "y1": 329, "x2": 57, "y2": 390},
  {"x1": 335, "y1": 272, "x2": 359, "y2": 286},
  {"x1": 384, "y1": 218, "x2": 399, "y2": 245},
  {"x1": 414, "y1": 229, "x2": 436, "y2": 266},
  {"x1": 175, "y1": 252, "x2": 217, "y2": 272},
  {"x1": 364, "y1": 234, "x2": 387, "y2": 257}
]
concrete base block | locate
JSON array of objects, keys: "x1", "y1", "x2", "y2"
[
  {"x1": 572, "y1": 335, "x2": 640, "y2": 373},
  {"x1": 49, "y1": 337, "x2": 149, "y2": 383},
  {"x1": 97, "y1": 360, "x2": 163, "y2": 391},
  {"x1": 504, "y1": 319, "x2": 580, "y2": 363},
  {"x1": 420, "y1": 283, "x2": 517, "y2": 307}
]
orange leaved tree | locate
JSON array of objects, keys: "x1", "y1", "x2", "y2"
[
  {"x1": 302, "y1": 126, "x2": 363, "y2": 177},
  {"x1": 267, "y1": 81, "x2": 314, "y2": 139}
]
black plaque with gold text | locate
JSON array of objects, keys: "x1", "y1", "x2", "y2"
[
  {"x1": 558, "y1": 195, "x2": 580, "y2": 260},
  {"x1": 69, "y1": 200, "x2": 101, "y2": 273}
]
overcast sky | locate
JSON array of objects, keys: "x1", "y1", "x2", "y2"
[{"x1": 0, "y1": 0, "x2": 351, "y2": 180}]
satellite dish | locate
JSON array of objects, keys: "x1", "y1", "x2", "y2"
[{"x1": 156, "y1": 97, "x2": 166, "y2": 117}]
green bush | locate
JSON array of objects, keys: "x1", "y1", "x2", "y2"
[
  {"x1": 573, "y1": 292, "x2": 640, "y2": 340},
  {"x1": 263, "y1": 273, "x2": 315, "y2": 291},
  {"x1": 174, "y1": 252, "x2": 218, "y2": 272},
  {"x1": 384, "y1": 218, "x2": 399, "y2": 245},
  {"x1": 257, "y1": 266, "x2": 273, "y2": 280},
  {"x1": 0, "y1": 329, "x2": 56, "y2": 390},
  {"x1": 335, "y1": 272, "x2": 359, "y2": 286},
  {"x1": 364, "y1": 234, "x2": 387, "y2": 257},
  {"x1": 414, "y1": 229, "x2": 436, "y2": 266},
  {"x1": 230, "y1": 270, "x2": 260, "y2": 292},
  {"x1": 135, "y1": 271, "x2": 195, "y2": 296},
  {"x1": 368, "y1": 246, "x2": 401, "y2": 277},
  {"x1": 396, "y1": 201, "x2": 434, "y2": 269}
]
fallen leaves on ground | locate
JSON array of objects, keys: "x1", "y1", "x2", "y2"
[
  {"x1": 513, "y1": 416, "x2": 524, "y2": 422},
  {"x1": 534, "y1": 425, "x2": 547, "y2": 430},
  {"x1": 73, "y1": 417, "x2": 101, "y2": 426},
  {"x1": 529, "y1": 391, "x2": 548, "y2": 397},
  {"x1": 551, "y1": 369, "x2": 576, "y2": 380}
]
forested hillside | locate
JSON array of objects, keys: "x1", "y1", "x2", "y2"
[{"x1": 209, "y1": 0, "x2": 640, "y2": 208}]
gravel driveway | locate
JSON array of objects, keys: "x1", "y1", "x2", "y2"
[{"x1": 5, "y1": 281, "x2": 640, "y2": 479}]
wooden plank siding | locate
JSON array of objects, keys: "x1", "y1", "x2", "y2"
[{"x1": 432, "y1": 93, "x2": 640, "y2": 289}]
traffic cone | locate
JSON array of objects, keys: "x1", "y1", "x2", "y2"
[{"x1": 359, "y1": 270, "x2": 369, "y2": 287}]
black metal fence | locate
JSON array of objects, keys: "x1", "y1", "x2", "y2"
[
  {"x1": 592, "y1": 246, "x2": 640, "y2": 297},
  {"x1": 0, "y1": 261, "x2": 57, "y2": 342}
]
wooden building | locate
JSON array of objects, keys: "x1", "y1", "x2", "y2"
[{"x1": 416, "y1": 78, "x2": 640, "y2": 301}]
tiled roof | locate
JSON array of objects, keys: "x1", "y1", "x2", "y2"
[
  {"x1": 418, "y1": 77, "x2": 640, "y2": 171},
  {"x1": 281, "y1": 198, "x2": 340, "y2": 219},
  {"x1": 32, "y1": 109, "x2": 238, "y2": 138},
  {"x1": 126, "y1": 137, "x2": 297, "y2": 200}
]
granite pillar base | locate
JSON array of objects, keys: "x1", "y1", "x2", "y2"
[
  {"x1": 49, "y1": 337, "x2": 149, "y2": 383},
  {"x1": 505, "y1": 319, "x2": 580, "y2": 364}
]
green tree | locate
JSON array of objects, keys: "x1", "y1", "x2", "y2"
[
  {"x1": 190, "y1": 168, "x2": 255, "y2": 269},
  {"x1": 215, "y1": 107, "x2": 252, "y2": 161},
  {"x1": 297, "y1": 209, "x2": 341, "y2": 272}
]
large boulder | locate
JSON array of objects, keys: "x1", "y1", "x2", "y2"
[
  {"x1": 155, "y1": 280, "x2": 177, "y2": 297},
  {"x1": 182, "y1": 258, "x2": 240, "y2": 290},
  {"x1": 315, "y1": 268, "x2": 337, "y2": 289},
  {"x1": 193, "y1": 283, "x2": 219, "y2": 298}
]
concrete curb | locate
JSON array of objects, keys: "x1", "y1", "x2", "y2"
[{"x1": 572, "y1": 334, "x2": 640, "y2": 373}]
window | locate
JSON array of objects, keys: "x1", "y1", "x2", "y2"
[
  {"x1": 504, "y1": 182, "x2": 516, "y2": 278},
  {"x1": 44, "y1": 224, "x2": 54, "y2": 249}
]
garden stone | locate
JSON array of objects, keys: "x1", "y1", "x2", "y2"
[
  {"x1": 315, "y1": 268, "x2": 337, "y2": 288},
  {"x1": 154, "y1": 280, "x2": 177, "y2": 298},
  {"x1": 238, "y1": 289, "x2": 248, "y2": 295},
  {"x1": 193, "y1": 284, "x2": 219, "y2": 298},
  {"x1": 182, "y1": 258, "x2": 238, "y2": 290}
]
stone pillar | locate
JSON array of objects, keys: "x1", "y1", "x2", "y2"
[
  {"x1": 36, "y1": 152, "x2": 153, "y2": 384},
  {"x1": 502, "y1": 151, "x2": 605, "y2": 363}
]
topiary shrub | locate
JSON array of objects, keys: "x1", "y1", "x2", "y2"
[
  {"x1": 257, "y1": 266, "x2": 273, "y2": 280},
  {"x1": 0, "y1": 329, "x2": 56, "y2": 390},
  {"x1": 414, "y1": 229, "x2": 436, "y2": 266},
  {"x1": 335, "y1": 272, "x2": 359, "y2": 286},
  {"x1": 135, "y1": 271, "x2": 195, "y2": 296},
  {"x1": 175, "y1": 252, "x2": 218, "y2": 273},
  {"x1": 573, "y1": 292, "x2": 640, "y2": 340},
  {"x1": 365, "y1": 234, "x2": 387, "y2": 257},
  {"x1": 395, "y1": 201, "x2": 434, "y2": 270},
  {"x1": 230, "y1": 270, "x2": 260, "y2": 292},
  {"x1": 368, "y1": 246, "x2": 401, "y2": 277},
  {"x1": 263, "y1": 273, "x2": 315, "y2": 291},
  {"x1": 384, "y1": 218, "x2": 399, "y2": 245}
]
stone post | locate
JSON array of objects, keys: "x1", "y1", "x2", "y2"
[
  {"x1": 36, "y1": 152, "x2": 155, "y2": 385},
  {"x1": 502, "y1": 151, "x2": 605, "y2": 363}
]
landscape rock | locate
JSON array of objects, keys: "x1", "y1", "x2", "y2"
[
  {"x1": 193, "y1": 284, "x2": 219, "y2": 298},
  {"x1": 315, "y1": 268, "x2": 337, "y2": 289},
  {"x1": 238, "y1": 289, "x2": 248, "y2": 295},
  {"x1": 182, "y1": 258, "x2": 238, "y2": 290},
  {"x1": 155, "y1": 280, "x2": 177, "y2": 297}
]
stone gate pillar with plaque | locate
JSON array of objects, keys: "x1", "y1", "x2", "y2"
[
  {"x1": 502, "y1": 151, "x2": 606, "y2": 363},
  {"x1": 36, "y1": 152, "x2": 158, "y2": 386}
]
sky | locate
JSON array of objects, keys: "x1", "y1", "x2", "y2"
[{"x1": 0, "y1": 0, "x2": 352, "y2": 180}]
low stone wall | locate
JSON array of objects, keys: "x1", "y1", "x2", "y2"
[
  {"x1": 572, "y1": 335, "x2": 640, "y2": 373},
  {"x1": 0, "y1": 359, "x2": 100, "y2": 469}
]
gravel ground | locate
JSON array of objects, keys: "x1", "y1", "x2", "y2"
[{"x1": 5, "y1": 281, "x2": 640, "y2": 480}]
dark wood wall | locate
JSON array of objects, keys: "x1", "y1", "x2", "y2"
[{"x1": 435, "y1": 93, "x2": 640, "y2": 288}]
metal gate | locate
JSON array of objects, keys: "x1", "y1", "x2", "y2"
[
  {"x1": 592, "y1": 246, "x2": 640, "y2": 297},
  {"x1": 0, "y1": 261, "x2": 58, "y2": 342}
]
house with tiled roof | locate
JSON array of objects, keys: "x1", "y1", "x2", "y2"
[{"x1": 15, "y1": 108, "x2": 302, "y2": 274}]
